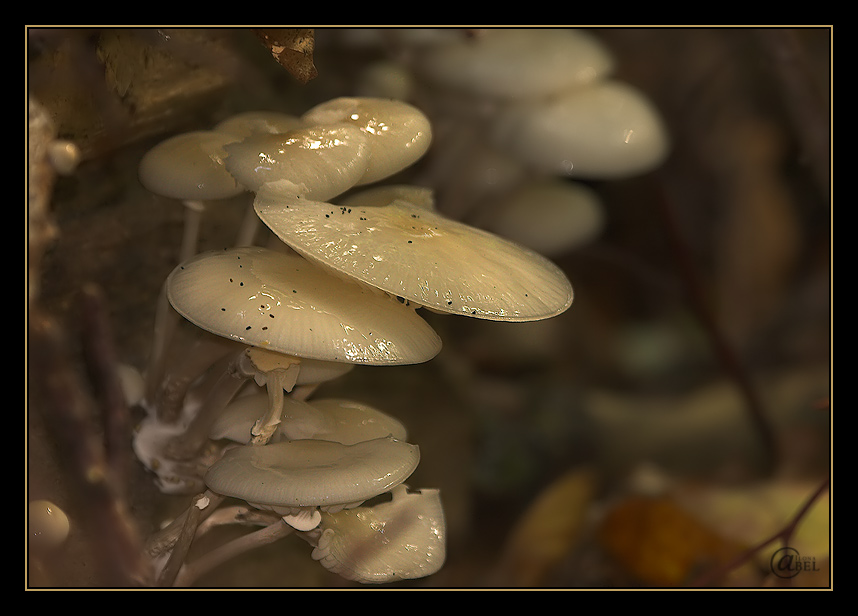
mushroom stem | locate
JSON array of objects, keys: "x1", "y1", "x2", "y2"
[
  {"x1": 156, "y1": 492, "x2": 208, "y2": 587},
  {"x1": 180, "y1": 200, "x2": 206, "y2": 263},
  {"x1": 250, "y1": 362, "x2": 302, "y2": 445},
  {"x1": 173, "y1": 518, "x2": 294, "y2": 587},
  {"x1": 144, "y1": 281, "x2": 180, "y2": 414},
  {"x1": 145, "y1": 490, "x2": 226, "y2": 558},
  {"x1": 235, "y1": 200, "x2": 262, "y2": 247},
  {"x1": 195, "y1": 505, "x2": 282, "y2": 537}
]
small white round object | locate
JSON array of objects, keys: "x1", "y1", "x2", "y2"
[{"x1": 28, "y1": 500, "x2": 71, "y2": 550}]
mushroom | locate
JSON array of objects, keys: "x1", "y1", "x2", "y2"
[
  {"x1": 222, "y1": 124, "x2": 370, "y2": 201},
  {"x1": 253, "y1": 180, "x2": 573, "y2": 321},
  {"x1": 138, "y1": 130, "x2": 244, "y2": 262},
  {"x1": 411, "y1": 28, "x2": 615, "y2": 102},
  {"x1": 301, "y1": 96, "x2": 432, "y2": 185},
  {"x1": 165, "y1": 246, "x2": 442, "y2": 364},
  {"x1": 491, "y1": 79, "x2": 670, "y2": 179},
  {"x1": 138, "y1": 130, "x2": 248, "y2": 405},
  {"x1": 203, "y1": 436, "x2": 420, "y2": 530},
  {"x1": 311, "y1": 484, "x2": 446, "y2": 583}
]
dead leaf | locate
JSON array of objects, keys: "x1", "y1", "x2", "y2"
[
  {"x1": 253, "y1": 28, "x2": 318, "y2": 84},
  {"x1": 599, "y1": 495, "x2": 746, "y2": 586},
  {"x1": 492, "y1": 469, "x2": 596, "y2": 586}
]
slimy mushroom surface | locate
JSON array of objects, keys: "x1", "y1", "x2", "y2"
[
  {"x1": 223, "y1": 124, "x2": 370, "y2": 200},
  {"x1": 301, "y1": 97, "x2": 432, "y2": 185},
  {"x1": 254, "y1": 181, "x2": 573, "y2": 321},
  {"x1": 166, "y1": 246, "x2": 442, "y2": 365},
  {"x1": 203, "y1": 436, "x2": 420, "y2": 513}
]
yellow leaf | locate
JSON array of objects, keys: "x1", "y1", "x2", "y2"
[{"x1": 492, "y1": 469, "x2": 596, "y2": 586}]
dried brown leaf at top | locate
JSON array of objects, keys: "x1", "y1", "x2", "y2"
[{"x1": 253, "y1": 28, "x2": 318, "y2": 84}]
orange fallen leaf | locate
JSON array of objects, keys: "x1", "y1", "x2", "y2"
[{"x1": 598, "y1": 495, "x2": 746, "y2": 586}]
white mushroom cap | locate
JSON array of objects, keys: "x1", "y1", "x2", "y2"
[
  {"x1": 209, "y1": 394, "x2": 408, "y2": 445},
  {"x1": 213, "y1": 111, "x2": 306, "y2": 140},
  {"x1": 223, "y1": 124, "x2": 370, "y2": 201},
  {"x1": 301, "y1": 97, "x2": 432, "y2": 185},
  {"x1": 312, "y1": 484, "x2": 446, "y2": 583},
  {"x1": 138, "y1": 131, "x2": 244, "y2": 201},
  {"x1": 203, "y1": 436, "x2": 420, "y2": 514},
  {"x1": 166, "y1": 246, "x2": 442, "y2": 365},
  {"x1": 492, "y1": 80, "x2": 670, "y2": 179},
  {"x1": 412, "y1": 28, "x2": 615, "y2": 101},
  {"x1": 478, "y1": 178, "x2": 605, "y2": 257},
  {"x1": 254, "y1": 181, "x2": 573, "y2": 321}
]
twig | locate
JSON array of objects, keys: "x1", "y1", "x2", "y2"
[
  {"x1": 653, "y1": 176, "x2": 779, "y2": 476},
  {"x1": 689, "y1": 475, "x2": 830, "y2": 587}
]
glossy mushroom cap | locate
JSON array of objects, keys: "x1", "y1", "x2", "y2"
[
  {"x1": 254, "y1": 181, "x2": 573, "y2": 321},
  {"x1": 138, "y1": 131, "x2": 244, "y2": 200},
  {"x1": 166, "y1": 246, "x2": 442, "y2": 365},
  {"x1": 223, "y1": 124, "x2": 370, "y2": 201},
  {"x1": 301, "y1": 97, "x2": 433, "y2": 185},
  {"x1": 203, "y1": 436, "x2": 420, "y2": 514}
]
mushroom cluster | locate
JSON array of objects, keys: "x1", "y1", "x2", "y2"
[
  {"x1": 131, "y1": 93, "x2": 573, "y2": 586},
  {"x1": 326, "y1": 28, "x2": 670, "y2": 257}
]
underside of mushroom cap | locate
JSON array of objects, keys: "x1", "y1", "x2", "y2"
[
  {"x1": 254, "y1": 181, "x2": 573, "y2": 321},
  {"x1": 312, "y1": 484, "x2": 446, "y2": 583},
  {"x1": 204, "y1": 437, "x2": 420, "y2": 510},
  {"x1": 166, "y1": 246, "x2": 442, "y2": 365}
]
